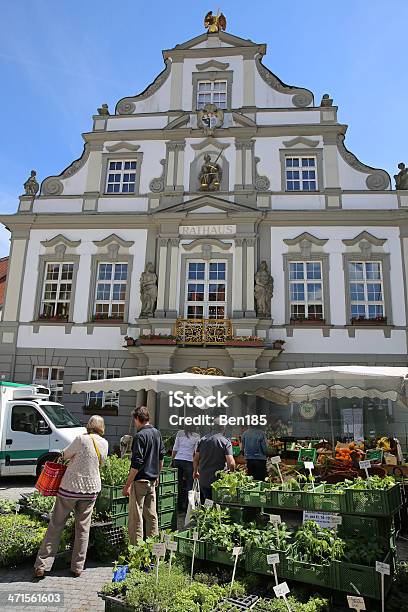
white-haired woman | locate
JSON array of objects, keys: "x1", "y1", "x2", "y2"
[{"x1": 34, "y1": 415, "x2": 108, "y2": 578}]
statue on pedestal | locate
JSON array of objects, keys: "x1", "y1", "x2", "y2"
[
  {"x1": 23, "y1": 170, "x2": 39, "y2": 196},
  {"x1": 254, "y1": 261, "x2": 273, "y2": 318},
  {"x1": 140, "y1": 263, "x2": 158, "y2": 318},
  {"x1": 199, "y1": 154, "x2": 222, "y2": 191},
  {"x1": 394, "y1": 163, "x2": 408, "y2": 190}
]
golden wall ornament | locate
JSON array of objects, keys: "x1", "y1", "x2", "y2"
[
  {"x1": 175, "y1": 318, "x2": 232, "y2": 344},
  {"x1": 204, "y1": 10, "x2": 227, "y2": 33},
  {"x1": 185, "y1": 366, "x2": 225, "y2": 376}
]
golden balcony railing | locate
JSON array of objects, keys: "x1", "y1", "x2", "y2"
[{"x1": 175, "y1": 318, "x2": 233, "y2": 345}]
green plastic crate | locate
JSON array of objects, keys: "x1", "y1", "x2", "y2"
[
  {"x1": 339, "y1": 515, "x2": 393, "y2": 540},
  {"x1": 163, "y1": 456, "x2": 173, "y2": 467},
  {"x1": 160, "y1": 468, "x2": 178, "y2": 484},
  {"x1": 96, "y1": 485, "x2": 125, "y2": 513},
  {"x1": 212, "y1": 486, "x2": 240, "y2": 504},
  {"x1": 110, "y1": 512, "x2": 128, "y2": 527},
  {"x1": 206, "y1": 542, "x2": 240, "y2": 566},
  {"x1": 286, "y1": 546, "x2": 332, "y2": 588},
  {"x1": 239, "y1": 482, "x2": 267, "y2": 507},
  {"x1": 158, "y1": 481, "x2": 178, "y2": 496},
  {"x1": 245, "y1": 546, "x2": 289, "y2": 578},
  {"x1": 99, "y1": 594, "x2": 133, "y2": 612},
  {"x1": 345, "y1": 483, "x2": 402, "y2": 516},
  {"x1": 158, "y1": 508, "x2": 177, "y2": 529},
  {"x1": 264, "y1": 488, "x2": 304, "y2": 510},
  {"x1": 331, "y1": 553, "x2": 393, "y2": 599},
  {"x1": 304, "y1": 484, "x2": 348, "y2": 513},
  {"x1": 365, "y1": 449, "x2": 384, "y2": 463},
  {"x1": 157, "y1": 493, "x2": 177, "y2": 512},
  {"x1": 297, "y1": 448, "x2": 317, "y2": 467},
  {"x1": 175, "y1": 530, "x2": 206, "y2": 559}
]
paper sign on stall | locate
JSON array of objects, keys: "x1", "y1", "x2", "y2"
[
  {"x1": 204, "y1": 499, "x2": 214, "y2": 507},
  {"x1": 303, "y1": 511, "x2": 342, "y2": 529},
  {"x1": 271, "y1": 456, "x2": 281, "y2": 464},
  {"x1": 267, "y1": 553, "x2": 280, "y2": 586},
  {"x1": 271, "y1": 456, "x2": 283, "y2": 482},
  {"x1": 347, "y1": 595, "x2": 366, "y2": 611},
  {"x1": 375, "y1": 562, "x2": 390, "y2": 575},
  {"x1": 153, "y1": 543, "x2": 166, "y2": 557},
  {"x1": 274, "y1": 583, "x2": 290, "y2": 598}
]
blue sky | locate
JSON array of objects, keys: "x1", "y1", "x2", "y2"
[{"x1": 1, "y1": 0, "x2": 407, "y2": 257}]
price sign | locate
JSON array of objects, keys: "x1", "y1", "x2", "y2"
[
  {"x1": 359, "y1": 460, "x2": 371, "y2": 470},
  {"x1": 271, "y1": 456, "x2": 282, "y2": 464},
  {"x1": 271, "y1": 455, "x2": 284, "y2": 483},
  {"x1": 152, "y1": 543, "x2": 166, "y2": 557},
  {"x1": 229, "y1": 546, "x2": 243, "y2": 596},
  {"x1": 15, "y1": 504, "x2": 20, "y2": 512},
  {"x1": 267, "y1": 554, "x2": 280, "y2": 565},
  {"x1": 269, "y1": 514, "x2": 282, "y2": 524},
  {"x1": 192, "y1": 531, "x2": 199, "y2": 541},
  {"x1": 233, "y1": 546, "x2": 243, "y2": 556},
  {"x1": 347, "y1": 595, "x2": 366, "y2": 611},
  {"x1": 167, "y1": 541, "x2": 178, "y2": 553},
  {"x1": 163, "y1": 534, "x2": 171, "y2": 544},
  {"x1": 273, "y1": 582, "x2": 290, "y2": 597},
  {"x1": 303, "y1": 511, "x2": 342, "y2": 529},
  {"x1": 216, "y1": 503, "x2": 221, "y2": 512},
  {"x1": 304, "y1": 461, "x2": 314, "y2": 470},
  {"x1": 204, "y1": 499, "x2": 214, "y2": 507},
  {"x1": 375, "y1": 561, "x2": 390, "y2": 576}
]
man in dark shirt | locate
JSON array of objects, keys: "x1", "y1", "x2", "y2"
[
  {"x1": 122, "y1": 406, "x2": 165, "y2": 543},
  {"x1": 193, "y1": 420, "x2": 235, "y2": 502}
]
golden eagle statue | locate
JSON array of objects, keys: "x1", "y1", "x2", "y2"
[{"x1": 204, "y1": 10, "x2": 227, "y2": 33}]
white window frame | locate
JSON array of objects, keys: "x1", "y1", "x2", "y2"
[
  {"x1": 348, "y1": 261, "x2": 385, "y2": 320},
  {"x1": 93, "y1": 262, "x2": 129, "y2": 321},
  {"x1": 86, "y1": 368, "x2": 121, "y2": 410},
  {"x1": 33, "y1": 366, "x2": 64, "y2": 402},
  {"x1": 196, "y1": 80, "x2": 228, "y2": 110},
  {"x1": 185, "y1": 259, "x2": 227, "y2": 319},
  {"x1": 105, "y1": 160, "x2": 137, "y2": 194},
  {"x1": 289, "y1": 260, "x2": 324, "y2": 321},
  {"x1": 285, "y1": 155, "x2": 318, "y2": 191},
  {"x1": 40, "y1": 262, "x2": 74, "y2": 321}
]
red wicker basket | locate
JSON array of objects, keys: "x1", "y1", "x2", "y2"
[{"x1": 35, "y1": 461, "x2": 67, "y2": 496}]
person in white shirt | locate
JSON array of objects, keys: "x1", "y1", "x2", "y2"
[{"x1": 171, "y1": 426, "x2": 200, "y2": 511}]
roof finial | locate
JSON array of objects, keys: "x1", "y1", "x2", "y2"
[{"x1": 204, "y1": 10, "x2": 227, "y2": 32}]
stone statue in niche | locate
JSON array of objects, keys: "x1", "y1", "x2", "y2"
[
  {"x1": 139, "y1": 262, "x2": 158, "y2": 318},
  {"x1": 23, "y1": 170, "x2": 39, "y2": 196},
  {"x1": 254, "y1": 260, "x2": 273, "y2": 318},
  {"x1": 394, "y1": 163, "x2": 408, "y2": 190},
  {"x1": 199, "y1": 153, "x2": 222, "y2": 191}
]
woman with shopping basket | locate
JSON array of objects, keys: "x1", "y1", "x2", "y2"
[{"x1": 34, "y1": 415, "x2": 108, "y2": 578}]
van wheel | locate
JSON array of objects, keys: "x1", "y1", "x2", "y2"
[{"x1": 36, "y1": 454, "x2": 58, "y2": 478}]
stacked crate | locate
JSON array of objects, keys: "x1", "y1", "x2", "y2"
[{"x1": 157, "y1": 467, "x2": 178, "y2": 529}]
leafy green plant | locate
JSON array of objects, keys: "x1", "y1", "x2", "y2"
[
  {"x1": 347, "y1": 475, "x2": 396, "y2": 490},
  {"x1": 293, "y1": 521, "x2": 345, "y2": 564},
  {"x1": 394, "y1": 561, "x2": 408, "y2": 593},
  {"x1": 0, "y1": 499, "x2": 17, "y2": 514},
  {"x1": 212, "y1": 470, "x2": 256, "y2": 496},
  {"x1": 0, "y1": 515, "x2": 47, "y2": 566},
  {"x1": 253, "y1": 594, "x2": 329, "y2": 611},
  {"x1": 341, "y1": 535, "x2": 388, "y2": 566},
  {"x1": 23, "y1": 491, "x2": 55, "y2": 514},
  {"x1": 100, "y1": 455, "x2": 131, "y2": 486}
]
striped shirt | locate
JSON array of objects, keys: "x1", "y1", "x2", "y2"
[{"x1": 57, "y1": 487, "x2": 97, "y2": 501}]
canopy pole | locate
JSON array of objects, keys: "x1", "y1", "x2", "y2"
[{"x1": 329, "y1": 392, "x2": 336, "y2": 457}]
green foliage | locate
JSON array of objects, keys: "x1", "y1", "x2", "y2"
[
  {"x1": 0, "y1": 499, "x2": 17, "y2": 514},
  {"x1": 347, "y1": 475, "x2": 396, "y2": 490},
  {"x1": 100, "y1": 455, "x2": 131, "y2": 486},
  {"x1": 293, "y1": 521, "x2": 345, "y2": 564},
  {"x1": 394, "y1": 561, "x2": 408, "y2": 593},
  {"x1": 0, "y1": 514, "x2": 47, "y2": 566},
  {"x1": 125, "y1": 563, "x2": 191, "y2": 610},
  {"x1": 212, "y1": 470, "x2": 255, "y2": 495},
  {"x1": 24, "y1": 491, "x2": 55, "y2": 514},
  {"x1": 253, "y1": 595, "x2": 329, "y2": 611},
  {"x1": 59, "y1": 515, "x2": 75, "y2": 552},
  {"x1": 342, "y1": 535, "x2": 388, "y2": 566}
]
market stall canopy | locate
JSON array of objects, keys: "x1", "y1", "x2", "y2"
[
  {"x1": 225, "y1": 366, "x2": 408, "y2": 405},
  {"x1": 71, "y1": 372, "x2": 237, "y2": 395}
]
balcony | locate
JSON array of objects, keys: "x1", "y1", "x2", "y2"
[{"x1": 175, "y1": 318, "x2": 233, "y2": 345}]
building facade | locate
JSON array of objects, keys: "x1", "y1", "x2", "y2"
[{"x1": 1, "y1": 22, "x2": 408, "y2": 443}]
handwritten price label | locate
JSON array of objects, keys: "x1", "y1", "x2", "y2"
[
  {"x1": 204, "y1": 498, "x2": 214, "y2": 507},
  {"x1": 152, "y1": 543, "x2": 166, "y2": 557},
  {"x1": 167, "y1": 541, "x2": 178, "y2": 553},
  {"x1": 192, "y1": 531, "x2": 199, "y2": 541},
  {"x1": 375, "y1": 561, "x2": 390, "y2": 575},
  {"x1": 304, "y1": 461, "x2": 314, "y2": 470},
  {"x1": 267, "y1": 553, "x2": 280, "y2": 565},
  {"x1": 269, "y1": 514, "x2": 282, "y2": 524},
  {"x1": 270, "y1": 456, "x2": 282, "y2": 464},
  {"x1": 273, "y1": 582, "x2": 290, "y2": 598},
  {"x1": 347, "y1": 595, "x2": 366, "y2": 611},
  {"x1": 359, "y1": 460, "x2": 371, "y2": 470},
  {"x1": 233, "y1": 546, "x2": 243, "y2": 556}
]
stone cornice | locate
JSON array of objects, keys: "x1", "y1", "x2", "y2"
[
  {"x1": 93, "y1": 234, "x2": 135, "y2": 248},
  {"x1": 40, "y1": 234, "x2": 81, "y2": 248},
  {"x1": 283, "y1": 232, "x2": 328, "y2": 247},
  {"x1": 342, "y1": 231, "x2": 387, "y2": 247}
]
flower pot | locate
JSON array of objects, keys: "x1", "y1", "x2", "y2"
[
  {"x1": 351, "y1": 317, "x2": 387, "y2": 326},
  {"x1": 290, "y1": 318, "x2": 325, "y2": 325},
  {"x1": 139, "y1": 339, "x2": 177, "y2": 345},
  {"x1": 225, "y1": 341, "x2": 264, "y2": 347},
  {"x1": 92, "y1": 318, "x2": 124, "y2": 324}
]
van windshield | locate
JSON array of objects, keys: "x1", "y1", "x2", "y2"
[{"x1": 40, "y1": 403, "x2": 83, "y2": 429}]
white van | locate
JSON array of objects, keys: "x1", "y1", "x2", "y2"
[{"x1": 0, "y1": 381, "x2": 86, "y2": 477}]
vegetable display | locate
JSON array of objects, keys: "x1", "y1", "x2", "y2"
[
  {"x1": 293, "y1": 521, "x2": 345, "y2": 564},
  {"x1": 100, "y1": 455, "x2": 131, "y2": 486}
]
